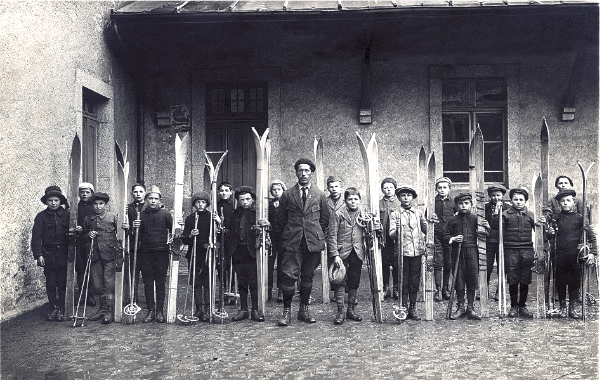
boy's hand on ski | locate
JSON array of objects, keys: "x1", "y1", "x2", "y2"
[
  {"x1": 212, "y1": 212, "x2": 221, "y2": 224},
  {"x1": 430, "y1": 213, "x2": 439, "y2": 223},
  {"x1": 333, "y1": 256, "x2": 343, "y2": 268},
  {"x1": 88, "y1": 231, "x2": 98, "y2": 238},
  {"x1": 121, "y1": 222, "x2": 130, "y2": 230},
  {"x1": 538, "y1": 216, "x2": 547, "y2": 224},
  {"x1": 132, "y1": 220, "x2": 141, "y2": 228},
  {"x1": 190, "y1": 229, "x2": 199, "y2": 236},
  {"x1": 37, "y1": 256, "x2": 45, "y2": 267},
  {"x1": 450, "y1": 235, "x2": 463, "y2": 243},
  {"x1": 547, "y1": 226, "x2": 555, "y2": 235},
  {"x1": 374, "y1": 221, "x2": 382, "y2": 231},
  {"x1": 481, "y1": 220, "x2": 490, "y2": 229},
  {"x1": 74, "y1": 226, "x2": 82, "y2": 233},
  {"x1": 257, "y1": 219, "x2": 270, "y2": 228}
]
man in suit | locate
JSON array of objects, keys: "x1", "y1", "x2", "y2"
[{"x1": 277, "y1": 158, "x2": 330, "y2": 326}]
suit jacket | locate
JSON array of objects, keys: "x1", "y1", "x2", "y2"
[
  {"x1": 277, "y1": 183, "x2": 330, "y2": 253},
  {"x1": 327, "y1": 207, "x2": 365, "y2": 261}
]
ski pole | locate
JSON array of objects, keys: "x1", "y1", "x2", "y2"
[
  {"x1": 446, "y1": 241, "x2": 462, "y2": 320},
  {"x1": 73, "y1": 237, "x2": 94, "y2": 327},
  {"x1": 124, "y1": 211, "x2": 141, "y2": 320},
  {"x1": 393, "y1": 216, "x2": 406, "y2": 321}
]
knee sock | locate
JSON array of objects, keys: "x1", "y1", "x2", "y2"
[
  {"x1": 518, "y1": 284, "x2": 528, "y2": 307},
  {"x1": 509, "y1": 284, "x2": 518, "y2": 307}
]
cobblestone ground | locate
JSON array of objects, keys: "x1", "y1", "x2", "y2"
[{"x1": 1, "y1": 267, "x2": 598, "y2": 380}]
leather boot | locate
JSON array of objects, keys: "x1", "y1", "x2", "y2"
[
  {"x1": 55, "y1": 307, "x2": 65, "y2": 322},
  {"x1": 277, "y1": 289, "x2": 284, "y2": 303},
  {"x1": 346, "y1": 289, "x2": 362, "y2": 321},
  {"x1": 278, "y1": 307, "x2": 292, "y2": 326},
  {"x1": 434, "y1": 286, "x2": 443, "y2": 302},
  {"x1": 442, "y1": 285, "x2": 450, "y2": 301},
  {"x1": 87, "y1": 294, "x2": 96, "y2": 307},
  {"x1": 232, "y1": 310, "x2": 249, "y2": 322},
  {"x1": 408, "y1": 303, "x2": 421, "y2": 321},
  {"x1": 558, "y1": 301, "x2": 568, "y2": 318},
  {"x1": 334, "y1": 287, "x2": 345, "y2": 325},
  {"x1": 142, "y1": 309, "x2": 155, "y2": 323},
  {"x1": 46, "y1": 305, "x2": 58, "y2": 321},
  {"x1": 518, "y1": 306, "x2": 533, "y2": 319},
  {"x1": 297, "y1": 304, "x2": 316, "y2": 323},
  {"x1": 103, "y1": 303, "x2": 114, "y2": 324},
  {"x1": 450, "y1": 304, "x2": 466, "y2": 320},
  {"x1": 155, "y1": 309, "x2": 166, "y2": 323},
  {"x1": 568, "y1": 300, "x2": 581, "y2": 319},
  {"x1": 466, "y1": 305, "x2": 481, "y2": 320},
  {"x1": 201, "y1": 305, "x2": 210, "y2": 322},
  {"x1": 508, "y1": 306, "x2": 518, "y2": 318},
  {"x1": 268, "y1": 289, "x2": 273, "y2": 301},
  {"x1": 194, "y1": 303, "x2": 204, "y2": 320},
  {"x1": 89, "y1": 296, "x2": 107, "y2": 321},
  {"x1": 251, "y1": 309, "x2": 264, "y2": 322},
  {"x1": 384, "y1": 286, "x2": 391, "y2": 300},
  {"x1": 392, "y1": 286, "x2": 399, "y2": 300}
]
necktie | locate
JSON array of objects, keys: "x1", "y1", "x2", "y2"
[{"x1": 302, "y1": 187, "x2": 307, "y2": 206}]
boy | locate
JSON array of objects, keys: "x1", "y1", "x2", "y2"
[
  {"x1": 132, "y1": 186, "x2": 173, "y2": 323},
  {"x1": 379, "y1": 177, "x2": 401, "y2": 299},
  {"x1": 325, "y1": 176, "x2": 345, "y2": 302},
  {"x1": 389, "y1": 186, "x2": 427, "y2": 320},
  {"x1": 181, "y1": 191, "x2": 214, "y2": 321},
  {"x1": 327, "y1": 187, "x2": 365, "y2": 325},
  {"x1": 268, "y1": 180, "x2": 287, "y2": 302},
  {"x1": 32, "y1": 186, "x2": 70, "y2": 321},
  {"x1": 121, "y1": 183, "x2": 146, "y2": 305},
  {"x1": 445, "y1": 193, "x2": 489, "y2": 320},
  {"x1": 226, "y1": 186, "x2": 269, "y2": 322},
  {"x1": 217, "y1": 182, "x2": 235, "y2": 304},
  {"x1": 76, "y1": 182, "x2": 96, "y2": 307},
  {"x1": 544, "y1": 175, "x2": 584, "y2": 219},
  {"x1": 433, "y1": 177, "x2": 455, "y2": 302},
  {"x1": 547, "y1": 189, "x2": 596, "y2": 318},
  {"x1": 500, "y1": 188, "x2": 536, "y2": 318},
  {"x1": 484, "y1": 184, "x2": 510, "y2": 299},
  {"x1": 82, "y1": 193, "x2": 119, "y2": 324}
]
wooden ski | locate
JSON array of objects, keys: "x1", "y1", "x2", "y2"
[
  {"x1": 470, "y1": 125, "x2": 488, "y2": 317},
  {"x1": 418, "y1": 146, "x2": 427, "y2": 303},
  {"x1": 497, "y1": 198, "x2": 508, "y2": 317},
  {"x1": 541, "y1": 118, "x2": 553, "y2": 314},
  {"x1": 166, "y1": 133, "x2": 190, "y2": 323},
  {"x1": 252, "y1": 127, "x2": 270, "y2": 319},
  {"x1": 114, "y1": 141, "x2": 129, "y2": 323},
  {"x1": 577, "y1": 160, "x2": 594, "y2": 322},
  {"x1": 204, "y1": 149, "x2": 228, "y2": 323},
  {"x1": 533, "y1": 173, "x2": 546, "y2": 318},
  {"x1": 424, "y1": 152, "x2": 436, "y2": 320},
  {"x1": 356, "y1": 132, "x2": 384, "y2": 323},
  {"x1": 314, "y1": 138, "x2": 330, "y2": 303},
  {"x1": 393, "y1": 206, "x2": 407, "y2": 321},
  {"x1": 66, "y1": 134, "x2": 81, "y2": 320}
]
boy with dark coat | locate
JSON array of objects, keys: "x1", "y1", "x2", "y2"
[
  {"x1": 122, "y1": 183, "x2": 146, "y2": 305},
  {"x1": 181, "y1": 191, "x2": 214, "y2": 321},
  {"x1": 268, "y1": 180, "x2": 287, "y2": 302},
  {"x1": 226, "y1": 186, "x2": 269, "y2": 322},
  {"x1": 547, "y1": 189, "x2": 597, "y2": 318},
  {"x1": 389, "y1": 186, "x2": 428, "y2": 320},
  {"x1": 379, "y1": 177, "x2": 401, "y2": 299},
  {"x1": 327, "y1": 187, "x2": 365, "y2": 325},
  {"x1": 76, "y1": 182, "x2": 96, "y2": 307},
  {"x1": 32, "y1": 186, "x2": 71, "y2": 321},
  {"x1": 82, "y1": 192, "x2": 120, "y2": 324},
  {"x1": 433, "y1": 177, "x2": 456, "y2": 301},
  {"x1": 445, "y1": 192, "x2": 490, "y2": 320},
  {"x1": 484, "y1": 184, "x2": 511, "y2": 299}
]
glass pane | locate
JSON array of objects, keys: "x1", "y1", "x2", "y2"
[
  {"x1": 249, "y1": 87, "x2": 263, "y2": 113},
  {"x1": 443, "y1": 114, "x2": 470, "y2": 142},
  {"x1": 442, "y1": 79, "x2": 470, "y2": 108},
  {"x1": 231, "y1": 89, "x2": 244, "y2": 113},
  {"x1": 443, "y1": 142, "x2": 469, "y2": 171},
  {"x1": 475, "y1": 79, "x2": 505, "y2": 108},
  {"x1": 476, "y1": 113, "x2": 504, "y2": 141},
  {"x1": 484, "y1": 142, "x2": 504, "y2": 171},
  {"x1": 484, "y1": 172, "x2": 504, "y2": 183},
  {"x1": 445, "y1": 172, "x2": 469, "y2": 183}
]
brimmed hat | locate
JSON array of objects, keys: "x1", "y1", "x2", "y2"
[
  {"x1": 487, "y1": 184, "x2": 507, "y2": 195},
  {"x1": 395, "y1": 186, "x2": 417, "y2": 199},
  {"x1": 454, "y1": 192, "x2": 472, "y2": 204},
  {"x1": 435, "y1": 177, "x2": 453, "y2": 187},
  {"x1": 381, "y1": 177, "x2": 397, "y2": 190},
  {"x1": 329, "y1": 262, "x2": 346, "y2": 286},
  {"x1": 509, "y1": 188, "x2": 529, "y2": 201},
  {"x1": 78, "y1": 182, "x2": 95, "y2": 193},
  {"x1": 191, "y1": 191, "x2": 211, "y2": 206},
  {"x1": 145, "y1": 185, "x2": 162, "y2": 198},
  {"x1": 90, "y1": 192, "x2": 109, "y2": 203},
  {"x1": 294, "y1": 158, "x2": 316, "y2": 172},
  {"x1": 235, "y1": 186, "x2": 256, "y2": 200},
  {"x1": 326, "y1": 176, "x2": 342, "y2": 186},
  {"x1": 555, "y1": 188, "x2": 576, "y2": 202},
  {"x1": 41, "y1": 185, "x2": 68, "y2": 206}
]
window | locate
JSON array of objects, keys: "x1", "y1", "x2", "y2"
[
  {"x1": 442, "y1": 79, "x2": 506, "y2": 183},
  {"x1": 207, "y1": 83, "x2": 267, "y2": 119}
]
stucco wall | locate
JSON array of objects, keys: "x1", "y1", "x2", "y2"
[{"x1": 0, "y1": 1, "x2": 137, "y2": 319}]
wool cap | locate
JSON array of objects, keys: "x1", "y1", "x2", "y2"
[
  {"x1": 554, "y1": 175, "x2": 574, "y2": 188},
  {"x1": 145, "y1": 185, "x2": 162, "y2": 199},
  {"x1": 435, "y1": 177, "x2": 453, "y2": 187},
  {"x1": 380, "y1": 177, "x2": 398, "y2": 190},
  {"x1": 487, "y1": 184, "x2": 507, "y2": 195},
  {"x1": 270, "y1": 180, "x2": 287, "y2": 192},
  {"x1": 41, "y1": 185, "x2": 68, "y2": 206},
  {"x1": 294, "y1": 158, "x2": 316, "y2": 172},
  {"x1": 326, "y1": 176, "x2": 342, "y2": 186},
  {"x1": 555, "y1": 188, "x2": 576, "y2": 202},
  {"x1": 235, "y1": 186, "x2": 256, "y2": 200},
  {"x1": 79, "y1": 182, "x2": 95, "y2": 193},
  {"x1": 192, "y1": 191, "x2": 211, "y2": 207},
  {"x1": 454, "y1": 192, "x2": 472, "y2": 204},
  {"x1": 90, "y1": 192, "x2": 109, "y2": 203},
  {"x1": 395, "y1": 186, "x2": 418, "y2": 199},
  {"x1": 329, "y1": 262, "x2": 347, "y2": 286},
  {"x1": 509, "y1": 188, "x2": 529, "y2": 201}
]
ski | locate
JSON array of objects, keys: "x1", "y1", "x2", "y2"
[
  {"x1": 66, "y1": 134, "x2": 81, "y2": 320},
  {"x1": 393, "y1": 205, "x2": 407, "y2": 322},
  {"x1": 314, "y1": 138, "x2": 330, "y2": 303},
  {"x1": 533, "y1": 173, "x2": 546, "y2": 318},
  {"x1": 356, "y1": 132, "x2": 384, "y2": 323},
  {"x1": 470, "y1": 125, "x2": 488, "y2": 318},
  {"x1": 497, "y1": 198, "x2": 508, "y2": 317},
  {"x1": 204, "y1": 149, "x2": 228, "y2": 323},
  {"x1": 540, "y1": 118, "x2": 554, "y2": 315},
  {"x1": 424, "y1": 152, "x2": 436, "y2": 320},
  {"x1": 418, "y1": 146, "x2": 427, "y2": 303},
  {"x1": 114, "y1": 141, "x2": 129, "y2": 323},
  {"x1": 577, "y1": 160, "x2": 594, "y2": 322},
  {"x1": 166, "y1": 133, "x2": 190, "y2": 323},
  {"x1": 252, "y1": 127, "x2": 270, "y2": 319}
]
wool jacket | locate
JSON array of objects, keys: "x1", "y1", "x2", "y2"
[
  {"x1": 31, "y1": 207, "x2": 70, "y2": 265},
  {"x1": 501, "y1": 206, "x2": 535, "y2": 248},
  {"x1": 550, "y1": 210, "x2": 597, "y2": 255},
  {"x1": 82, "y1": 211, "x2": 120, "y2": 261},
  {"x1": 138, "y1": 207, "x2": 173, "y2": 253},
  {"x1": 225, "y1": 206, "x2": 257, "y2": 259},
  {"x1": 485, "y1": 201, "x2": 512, "y2": 244},
  {"x1": 444, "y1": 211, "x2": 485, "y2": 248},
  {"x1": 389, "y1": 207, "x2": 427, "y2": 256},
  {"x1": 379, "y1": 195, "x2": 402, "y2": 242},
  {"x1": 327, "y1": 206, "x2": 365, "y2": 261},
  {"x1": 181, "y1": 210, "x2": 212, "y2": 263},
  {"x1": 268, "y1": 199, "x2": 284, "y2": 237},
  {"x1": 277, "y1": 183, "x2": 330, "y2": 253},
  {"x1": 434, "y1": 194, "x2": 456, "y2": 235}
]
